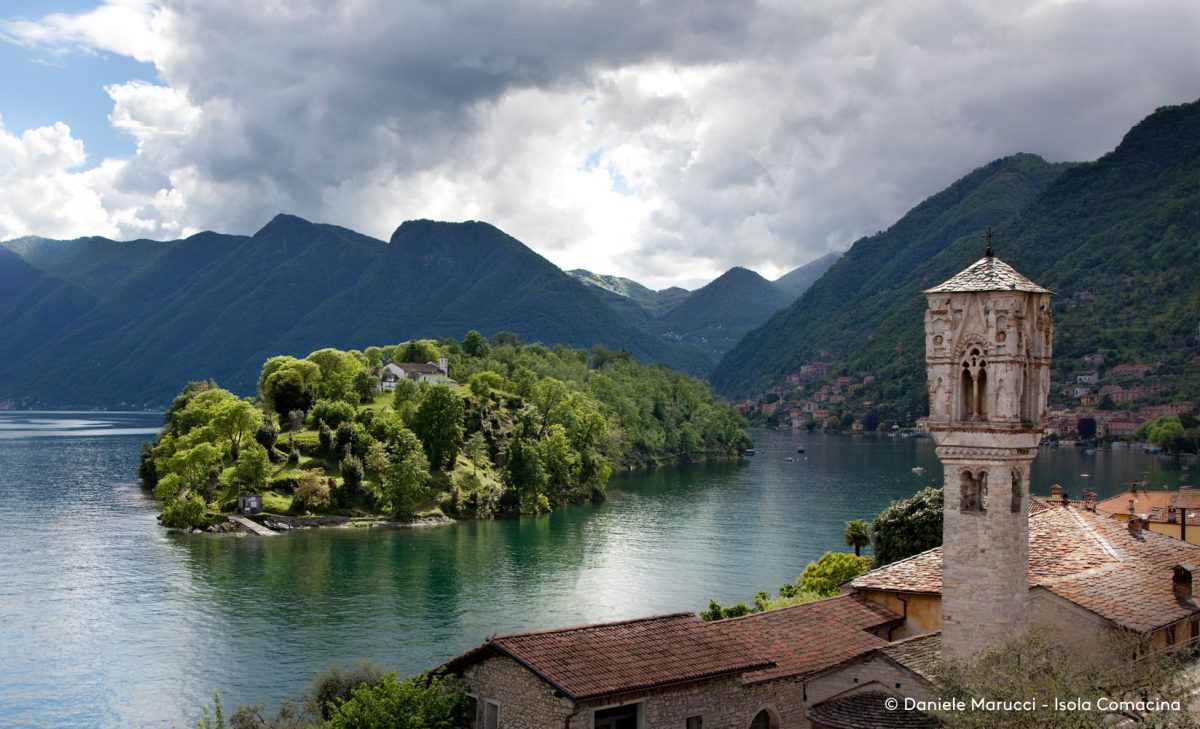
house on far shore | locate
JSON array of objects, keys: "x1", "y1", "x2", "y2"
[
  {"x1": 376, "y1": 356, "x2": 449, "y2": 389},
  {"x1": 444, "y1": 595, "x2": 939, "y2": 729}
]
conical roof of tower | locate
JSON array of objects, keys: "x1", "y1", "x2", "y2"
[{"x1": 923, "y1": 255, "x2": 1051, "y2": 294}]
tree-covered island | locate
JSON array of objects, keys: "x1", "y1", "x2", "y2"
[{"x1": 139, "y1": 332, "x2": 752, "y2": 531}]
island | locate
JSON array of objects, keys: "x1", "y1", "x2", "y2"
[{"x1": 138, "y1": 331, "x2": 752, "y2": 532}]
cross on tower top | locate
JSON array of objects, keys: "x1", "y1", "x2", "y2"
[{"x1": 984, "y1": 227, "x2": 996, "y2": 258}]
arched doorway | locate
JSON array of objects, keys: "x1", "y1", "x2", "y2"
[{"x1": 749, "y1": 708, "x2": 779, "y2": 729}]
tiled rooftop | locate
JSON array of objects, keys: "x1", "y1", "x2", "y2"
[
  {"x1": 807, "y1": 690, "x2": 939, "y2": 728},
  {"x1": 880, "y1": 632, "x2": 942, "y2": 683},
  {"x1": 923, "y1": 255, "x2": 1051, "y2": 294},
  {"x1": 723, "y1": 595, "x2": 902, "y2": 684},
  {"x1": 445, "y1": 612, "x2": 772, "y2": 701},
  {"x1": 851, "y1": 504, "x2": 1200, "y2": 632},
  {"x1": 1096, "y1": 487, "x2": 1200, "y2": 525}
]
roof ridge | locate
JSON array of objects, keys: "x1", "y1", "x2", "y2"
[
  {"x1": 1063, "y1": 507, "x2": 1125, "y2": 562},
  {"x1": 491, "y1": 611, "x2": 695, "y2": 640}
]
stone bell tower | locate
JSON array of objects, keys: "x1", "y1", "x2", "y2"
[{"x1": 922, "y1": 239, "x2": 1052, "y2": 658}]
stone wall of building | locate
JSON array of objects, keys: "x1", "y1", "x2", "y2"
[
  {"x1": 463, "y1": 655, "x2": 808, "y2": 729},
  {"x1": 805, "y1": 654, "x2": 932, "y2": 708},
  {"x1": 1027, "y1": 588, "x2": 1114, "y2": 653},
  {"x1": 464, "y1": 656, "x2": 574, "y2": 728}
]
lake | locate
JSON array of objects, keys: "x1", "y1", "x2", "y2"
[{"x1": 0, "y1": 412, "x2": 1189, "y2": 728}]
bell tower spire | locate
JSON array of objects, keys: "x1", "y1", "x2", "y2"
[{"x1": 922, "y1": 244, "x2": 1053, "y2": 658}]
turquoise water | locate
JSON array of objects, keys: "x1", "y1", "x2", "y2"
[{"x1": 0, "y1": 413, "x2": 1188, "y2": 728}]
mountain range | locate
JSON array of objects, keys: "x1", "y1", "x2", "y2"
[
  {"x1": 712, "y1": 99, "x2": 1200, "y2": 418},
  {"x1": 0, "y1": 216, "x2": 821, "y2": 408}
]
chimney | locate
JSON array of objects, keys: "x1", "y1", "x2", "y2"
[
  {"x1": 1060, "y1": 491, "x2": 1070, "y2": 507},
  {"x1": 1128, "y1": 499, "x2": 1137, "y2": 515},
  {"x1": 1128, "y1": 516, "x2": 1145, "y2": 538},
  {"x1": 438, "y1": 356, "x2": 448, "y2": 374},
  {"x1": 1130, "y1": 481, "x2": 1139, "y2": 494},
  {"x1": 1173, "y1": 564, "x2": 1194, "y2": 601},
  {"x1": 1083, "y1": 491, "x2": 1097, "y2": 512},
  {"x1": 1051, "y1": 484, "x2": 1064, "y2": 500}
]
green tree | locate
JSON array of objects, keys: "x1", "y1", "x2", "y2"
[
  {"x1": 353, "y1": 369, "x2": 380, "y2": 404},
  {"x1": 235, "y1": 444, "x2": 271, "y2": 495},
  {"x1": 162, "y1": 493, "x2": 208, "y2": 529},
  {"x1": 260, "y1": 357, "x2": 320, "y2": 417},
  {"x1": 463, "y1": 432, "x2": 490, "y2": 475},
  {"x1": 797, "y1": 551, "x2": 871, "y2": 596},
  {"x1": 363, "y1": 441, "x2": 392, "y2": 476},
  {"x1": 411, "y1": 386, "x2": 464, "y2": 470},
  {"x1": 310, "y1": 400, "x2": 357, "y2": 430},
  {"x1": 505, "y1": 436, "x2": 548, "y2": 513},
  {"x1": 843, "y1": 519, "x2": 871, "y2": 556},
  {"x1": 699, "y1": 599, "x2": 753, "y2": 621},
  {"x1": 212, "y1": 398, "x2": 263, "y2": 458},
  {"x1": 467, "y1": 371, "x2": 504, "y2": 399},
  {"x1": 871, "y1": 486, "x2": 944, "y2": 567},
  {"x1": 462, "y1": 329, "x2": 490, "y2": 358},
  {"x1": 322, "y1": 672, "x2": 469, "y2": 729},
  {"x1": 306, "y1": 348, "x2": 362, "y2": 402},
  {"x1": 381, "y1": 430, "x2": 430, "y2": 517}
]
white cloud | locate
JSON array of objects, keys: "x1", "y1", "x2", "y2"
[{"x1": 0, "y1": 0, "x2": 1197, "y2": 287}]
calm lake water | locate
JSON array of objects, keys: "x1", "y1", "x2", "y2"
[{"x1": 0, "y1": 412, "x2": 1190, "y2": 728}]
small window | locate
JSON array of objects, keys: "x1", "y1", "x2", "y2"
[
  {"x1": 595, "y1": 703, "x2": 639, "y2": 729},
  {"x1": 686, "y1": 717, "x2": 703, "y2": 729},
  {"x1": 1167, "y1": 626, "x2": 1176, "y2": 646},
  {"x1": 484, "y1": 700, "x2": 500, "y2": 729}
]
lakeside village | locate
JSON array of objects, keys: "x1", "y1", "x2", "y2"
[
  {"x1": 737, "y1": 356, "x2": 1197, "y2": 449},
  {"x1": 196, "y1": 253, "x2": 1200, "y2": 729}
]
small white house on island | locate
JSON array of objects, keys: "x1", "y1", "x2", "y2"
[{"x1": 377, "y1": 356, "x2": 449, "y2": 389}]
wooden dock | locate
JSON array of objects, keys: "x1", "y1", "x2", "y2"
[{"x1": 229, "y1": 515, "x2": 277, "y2": 536}]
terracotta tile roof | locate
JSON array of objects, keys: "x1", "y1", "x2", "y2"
[
  {"x1": 444, "y1": 612, "x2": 773, "y2": 701},
  {"x1": 807, "y1": 690, "x2": 940, "y2": 728},
  {"x1": 1097, "y1": 487, "x2": 1200, "y2": 525},
  {"x1": 850, "y1": 505, "x2": 1200, "y2": 632},
  {"x1": 923, "y1": 256, "x2": 1050, "y2": 294},
  {"x1": 880, "y1": 632, "x2": 942, "y2": 683},
  {"x1": 723, "y1": 595, "x2": 902, "y2": 684}
]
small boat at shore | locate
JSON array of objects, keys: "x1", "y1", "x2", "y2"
[
  {"x1": 785, "y1": 456, "x2": 794, "y2": 462},
  {"x1": 796, "y1": 447, "x2": 805, "y2": 454},
  {"x1": 742, "y1": 449, "x2": 756, "y2": 456},
  {"x1": 912, "y1": 466, "x2": 926, "y2": 474}
]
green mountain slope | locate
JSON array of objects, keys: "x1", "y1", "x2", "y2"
[
  {"x1": 650, "y1": 266, "x2": 792, "y2": 358},
  {"x1": 0, "y1": 217, "x2": 709, "y2": 407},
  {"x1": 774, "y1": 252, "x2": 841, "y2": 299},
  {"x1": 713, "y1": 100, "x2": 1200, "y2": 421},
  {"x1": 710, "y1": 152, "x2": 1075, "y2": 402},
  {"x1": 567, "y1": 269, "x2": 690, "y2": 326}
]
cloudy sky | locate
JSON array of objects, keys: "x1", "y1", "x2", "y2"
[{"x1": 0, "y1": 1, "x2": 1196, "y2": 288}]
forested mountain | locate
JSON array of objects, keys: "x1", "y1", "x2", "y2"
[
  {"x1": 649, "y1": 266, "x2": 792, "y2": 359},
  {"x1": 712, "y1": 100, "x2": 1200, "y2": 420},
  {"x1": 567, "y1": 269, "x2": 690, "y2": 326},
  {"x1": 0, "y1": 217, "x2": 708, "y2": 407},
  {"x1": 773, "y1": 252, "x2": 841, "y2": 299}
]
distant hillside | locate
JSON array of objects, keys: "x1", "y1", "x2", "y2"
[
  {"x1": 568, "y1": 269, "x2": 690, "y2": 326},
  {"x1": 774, "y1": 252, "x2": 841, "y2": 299},
  {"x1": 0, "y1": 217, "x2": 709, "y2": 408},
  {"x1": 711, "y1": 152, "x2": 1076, "y2": 405},
  {"x1": 713, "y1": 100, "x2": 1200, "y2": 421},
  {"x1": 649, "y1": 266, "x2": 792, "y2": 359}
]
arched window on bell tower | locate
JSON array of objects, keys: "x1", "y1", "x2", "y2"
[
  {"x1": 960, "y1": 470, "x2": 987, "y2": 512},
  {"x1": 958, "y1": 348, "x2": 988, "y2": 421}
]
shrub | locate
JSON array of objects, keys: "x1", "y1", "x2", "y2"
[
  {"x1": 323, "y1": 672, "x2": 469, "y2": 729},
  {"x1": 293, "y1": 469, "x2": 330, "y2": 513},
  {"x1": 161, "y1": 493, "x2": 207, "y2": 529},
  {"x1": 309, "y1": 400, "x2": 358, "y2": 430},
  {"x1": 796, "y1": 552, "x2": 871, "y2": 596},
  {"x1": 341, "y1": 455, "x2": 364, "y2": 492},
  {"x1": 308, "y1": 662, "x2": 386, "y2": 721}
]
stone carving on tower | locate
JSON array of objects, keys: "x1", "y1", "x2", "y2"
[{"x1": 923, "y1": 236, "x2": 1052, "y2": 658}]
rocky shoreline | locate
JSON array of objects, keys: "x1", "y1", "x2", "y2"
[{"x1": 181, "y1": 511, "x2": 454, "y2": 535}]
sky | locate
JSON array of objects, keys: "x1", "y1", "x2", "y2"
[{"x1": 0, "y1": 1, "x2": 1197, "y2": 289}]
